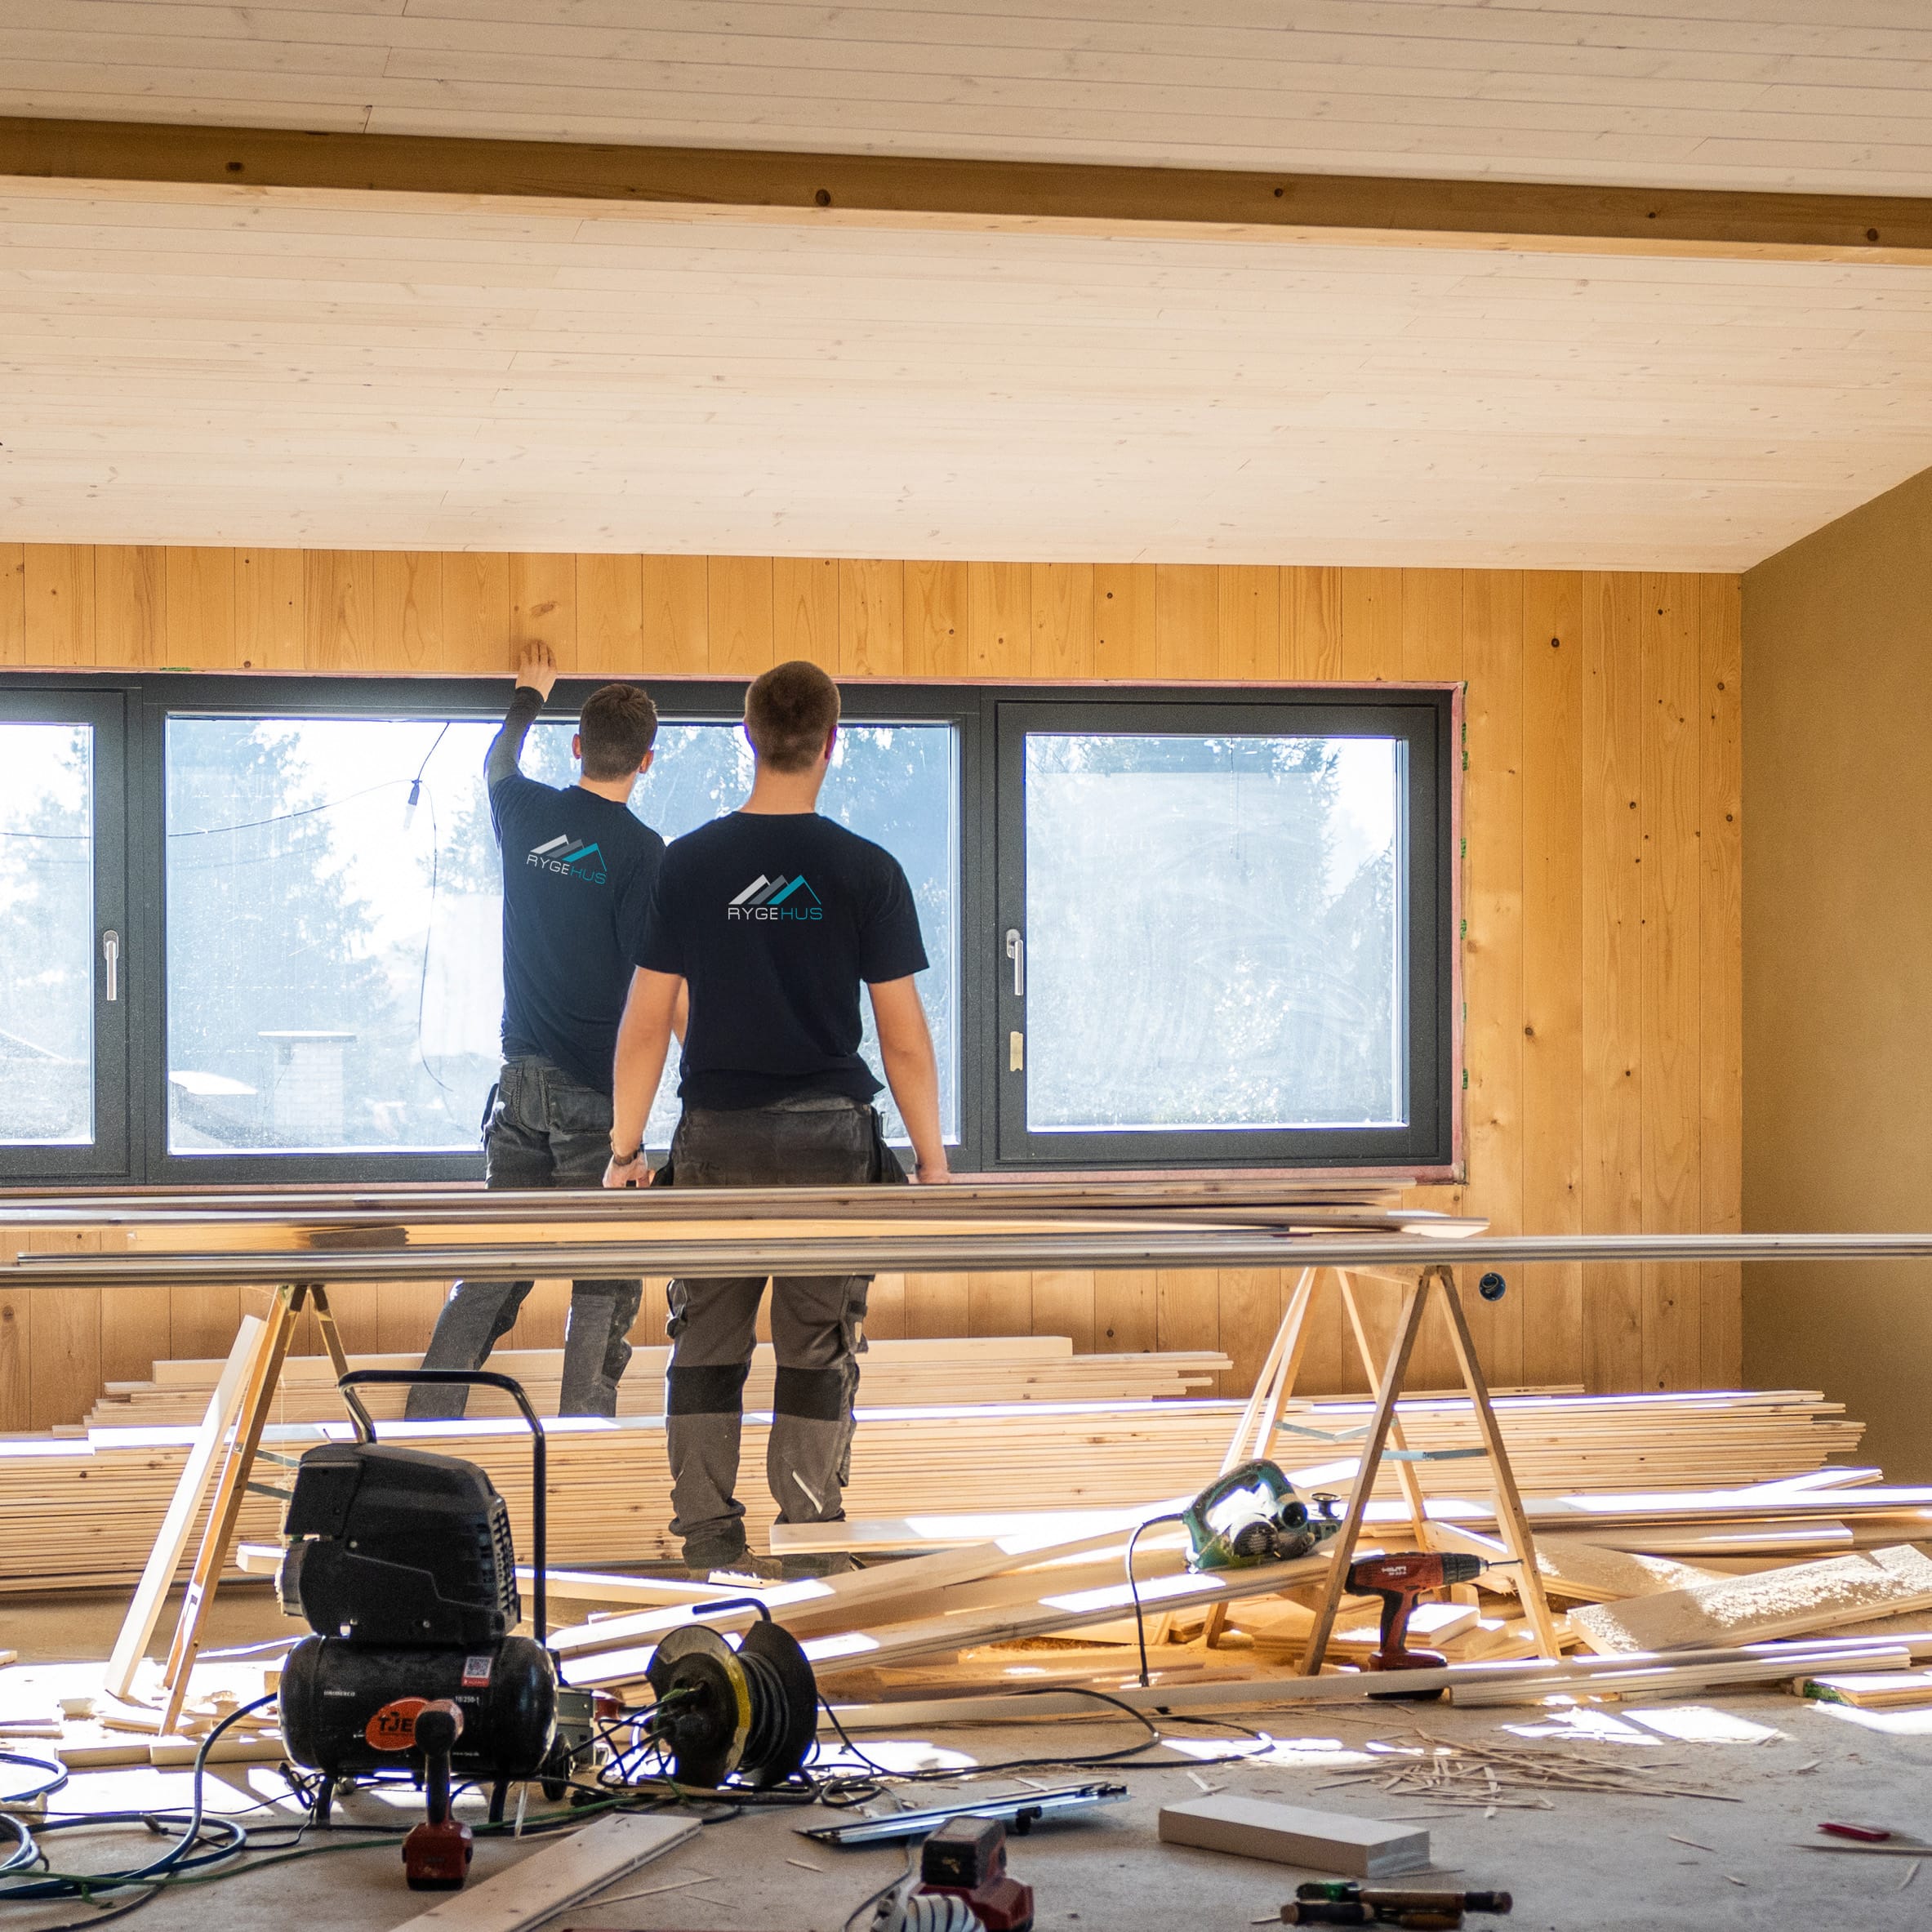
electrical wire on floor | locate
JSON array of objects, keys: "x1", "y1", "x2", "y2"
[
  {"x1": 812, "y1": 1682, "x2": 1273, "y2": 1809},
  {"x1": 1123, "y1": 1510, "x2": 1188, "y2": 1688}
]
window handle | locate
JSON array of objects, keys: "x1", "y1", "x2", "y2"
[
  {"x1": 102, "y1": 929, "x2": 120, "y2": 1004},
  {"x1": 1004, "y1": 928, "x2": 1025, "y2": 998}
]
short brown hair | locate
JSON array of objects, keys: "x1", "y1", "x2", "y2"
[
  {"x1": 578, "y1": 683, "x2": 658, "y2": 779},
  {"x1": 745, "y1": 660, "x2": 840, "y2": 772}
]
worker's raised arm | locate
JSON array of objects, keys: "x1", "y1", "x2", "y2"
[
  {"x1": 484, "y1": 640, "x2": 559, "y2": 789},
  {"x1": 605, "y1": 966, "x2": 682, "y2": 1186},
  {"x1": 868, "y1": 975, "x2": 950, "y2": 1182}
]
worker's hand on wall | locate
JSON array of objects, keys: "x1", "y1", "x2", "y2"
[
  {"x1": 514, "y1": 639, "x2": 559, "y2": 698},
  {"x1": 603, "y1": 1151, "x2": 652, "y2": 1188}
]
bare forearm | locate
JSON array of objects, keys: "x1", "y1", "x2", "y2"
[
  {"x1": 880, "y1": 1038, "x2": 946, "y2": 1178},
  {"x1": 611, "y1": 990, "x2": 674, "y2": 1156}
]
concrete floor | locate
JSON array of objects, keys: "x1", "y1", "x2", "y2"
[{"x1": 7, "y1": 1587, "x2": 1932, "y2": 1932}]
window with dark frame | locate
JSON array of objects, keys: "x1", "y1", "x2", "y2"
[{"x1": 0, "y1": 674, "x2": 1456, "y2": 1185}]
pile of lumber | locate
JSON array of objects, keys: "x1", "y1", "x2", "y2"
[
  {"x1": 79, "y1": 1336, "x2": 1227, "y2": 1429},
  {"x1": 0, "y1": 1352, "x2": 1901, "y2": 1591},
  {"x1": 0, "y1": 1355, "x2": 1878, "y2": 1592}
]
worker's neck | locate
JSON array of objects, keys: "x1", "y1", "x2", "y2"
[
  {"x1": 740, "y1": 765, "x2": 827, "y2": 816},
  {"x1": 576, "y1": 773, "x2": 638, "y2": 805}
]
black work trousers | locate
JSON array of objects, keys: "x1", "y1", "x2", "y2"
[
  {"x1": 407, "y1": 1057, "x2": 643, "y2": 1421},
  {"x1": 663, "y1": 1095, "x2": 898, "y2": 1567}
]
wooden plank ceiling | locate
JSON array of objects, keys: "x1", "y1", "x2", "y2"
[
  {"x1": 2, "y1": 2, "x2": 1930, "y2": 195},
  {"x1": 2, "y1": 176, "x2": 1932, "y2": 565}
]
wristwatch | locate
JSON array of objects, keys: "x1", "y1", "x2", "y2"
[{"x1": 609, "y1": 1144, "x2": 643, "y2": 1165}]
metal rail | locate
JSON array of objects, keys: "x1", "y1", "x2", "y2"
[
  {"x1": 0, "y1": 1179, "x2": 1418, "y2": 1226},
  {"x1": 7, "y1": 1230, "x2": 1932, "y2": 1289}
]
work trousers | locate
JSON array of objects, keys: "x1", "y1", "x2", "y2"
[
  {"x1": 664, "y1": 1096, "x2": 897, "y2": 1567},
  {"x1": 407, "y1": 1056, "x2": 643, "y2": 1422}
]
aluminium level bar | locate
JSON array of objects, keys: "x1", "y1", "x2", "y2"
[
  {"x1": 0, "y1": 1180, "x2": 1424, "y2": 1226},
  {"x1": 7, "y1": 1230, "x2": 1932, "y2": 1289}
]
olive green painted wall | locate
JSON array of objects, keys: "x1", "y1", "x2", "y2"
[{"x1": 1743, "y1": 465, "x2": 1932, "y2": 1480}]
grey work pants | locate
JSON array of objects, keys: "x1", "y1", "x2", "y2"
[
  {"x1": 407, "y1": 1057, "x2": 643, "y2": 1422},
  {"x1": 663, "y1": 1097, "x2": 894, "y2": 1567}
]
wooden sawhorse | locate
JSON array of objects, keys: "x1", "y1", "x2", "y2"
[{"x1": 1212, "y1": 1260, "x2": 1561, "y2": 1672}]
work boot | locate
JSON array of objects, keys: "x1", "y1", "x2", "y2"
[{"x1": 779, "y1": 1551, "x2": 855, "y2": 1579}]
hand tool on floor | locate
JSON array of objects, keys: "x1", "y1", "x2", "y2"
[
  {"x1": 1818, "y1": 1821, "x2": 1896, "y2": 1842},
  {"x1": 1297, "y1": 1881, "x2": 1513, "y2": 1913},
  {"x1": 801, "y1": 1781, "x2": 1128, "y2": 1845},
  {"x1": 399, "y1": 1703, "x2": 472, "y2": 1890},
  {"x1": 907, "y1": 1815, "x2": 1034, "y2": 1932},
  {"x1": 1280, "y1": 1906, "x2": 1460, "y2": 1929},
  {"x1": 1182, "y1": 1460, "x2": 1346, "y2": 1571},
  {"x1": 1346, "y1": 1551, "x2": 1512, "y2": 1676}
]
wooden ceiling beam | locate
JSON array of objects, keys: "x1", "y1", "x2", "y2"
[{"x1": 4, "y1": 114, "x2": 1932, "y2": 264}]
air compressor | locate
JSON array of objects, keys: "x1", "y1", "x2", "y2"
[{"x1": 274, "y1": 1369, "x2": 580, "y2": 1856}]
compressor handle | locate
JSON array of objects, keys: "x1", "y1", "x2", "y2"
[{"x1": 335, "y1": 1369, "x2": 549, "y2": 1646}]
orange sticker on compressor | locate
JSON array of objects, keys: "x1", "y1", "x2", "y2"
[{"x1": 366, "y1": 1698, "x2": 429, "y2": 1752}]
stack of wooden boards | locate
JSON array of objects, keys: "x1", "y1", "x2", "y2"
[
  {"x1": 0, "y1": 1334, "x2": 1885, "y2": 1592},
  {"x1": 78, "y1": 1336, "x2": 1226, "y2": 1429}
]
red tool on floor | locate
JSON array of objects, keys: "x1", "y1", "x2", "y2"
[
  {"x1": 400, "y1": 1703, "x2": 473, "y2": 1890},
  {"x1": 912, "y1": 1816, "x2": 1034, "y2": 1932},
  {"x1": 1346, "y1": 1551, "x2": 1511, "y2": 1676}
]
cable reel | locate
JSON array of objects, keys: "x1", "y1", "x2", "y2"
[{"x1": 643, "y1": 1611, "x2": 819, "y2": 1789}]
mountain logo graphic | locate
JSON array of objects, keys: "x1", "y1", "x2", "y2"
[
  {"x1": 527, "y1": 834, "x2": 608, "y2": 884},
  {"x1": 727, "y1": 874, "x2": 824, "y2": 922}
]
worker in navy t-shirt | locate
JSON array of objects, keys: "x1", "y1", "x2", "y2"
[
  {"x1": 605, "y1": 659, "x2": 948, "y2": 1578},
  {"x1": 408, "y1": 640, "x2": 667, "y2": 1422}
]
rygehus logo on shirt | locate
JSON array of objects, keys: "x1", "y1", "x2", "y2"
[
  {"x1": 528, "y1": 835, "x2": 608, "y2": 885},
  {"x1": 728, "y1": 874, "x2": 823, "y2": 921}
]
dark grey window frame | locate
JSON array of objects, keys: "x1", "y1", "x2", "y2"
[{"x1": 0, "y1": 672, "x2": 1458, "y2": 1186}]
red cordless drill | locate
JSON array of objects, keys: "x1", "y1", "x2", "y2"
[{"x1": 1346, "y1": 1551, "x2": 1497, "y2": 1672}]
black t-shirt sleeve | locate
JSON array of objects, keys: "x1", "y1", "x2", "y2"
[
  {"x1": 615, "y1": 835, "x2": 665, "y2": 971},
  {"x1": 859, "y1": 852, "x2": 928, "y2": 983},
  {"x1": 635, "y1": 858, "x2": 688, "y2": 977}
]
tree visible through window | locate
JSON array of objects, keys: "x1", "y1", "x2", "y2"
[{"x1": 0, "y1": 722, "x2": 95, "y2": 1145}]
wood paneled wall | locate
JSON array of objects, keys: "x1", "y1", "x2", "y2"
[{"x1": 0, "y1": 545, "x2": 1743, "y2": 1430}]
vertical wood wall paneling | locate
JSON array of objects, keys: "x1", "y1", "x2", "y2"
[
  {"x1": 1031, "y1": 563, "x2": 1093, "y2": 680},
  {"x1": 641, "y1": 555, "x2": 709, "y2": 677},
  {"x1": 906, "y1": 561, "x2": 966, "y2": 679},
  {"x1": 25, "y1": 546, "x2": 96, "y2": 666},
  {"x1": 838, "y1": 561, "x2": 906, "y2": 679},
  {"x1": 0, "y1": 1230, "x2": 25, "y2": 1432},
  {"x1": 97, "y1": 548, "x2": 166, "y2": 667},
  {"x1": 373, "y1": 553, "x2": 443, "y2": 673},
  {"x1": 235, "y1": 550, "x2": 304, "y2": 671},
  {"x1": 774, "y1": 558, "x2": 839, "y2": 670},
  {"x1": 1458, "y1": 571, "x2": 1526, "y2": 1388},
  {"x1": 443, "y1": 554, "x2": 511, "y2": 677},
  {"x1": 1583, "y1": 574, "x2": 1647, "y2": 1391},
  {"x1": 0, "y1": 548, "x2": 1739, "y2": 1420},
  {"x1": 1640, "y1": 577, "x2": 1702, "y2": 1390},
  {"x1": 707, "y1": 557, "x2": 774, "y2": 678},
  {"x1": 304, "y1": 551, "x2": 376, "y2": 672},
  {"x1": 167, "y1": 549, "x2": 237, "y2": 671},
  {"x1": 0, "y1": 545, "x2": 25, "y2": 665},
  {"x1": 1519, "y1": 575, "x2": 1587, "y2": 1387},
  {"x1": 576, "y1": 554, "x2": 645, "y2": 678},
  {"x1": 1698, "y1": 576, "x2": 1744, "y2": 1385}
]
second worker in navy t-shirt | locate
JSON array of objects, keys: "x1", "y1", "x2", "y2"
[
  {"x1": 408, "y1": 640, "x2": 667, "y2": 1422},
  {"x1": 605, "y1": 659, "x2": 949, "y2": 1578}
]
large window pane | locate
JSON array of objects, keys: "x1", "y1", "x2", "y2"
[
  {"x1": 167, "y1": 719, "x2": 504, "y2": 1152},
  {"x1": 0, "y1": 723, "x2": 94, "y2": 1145},
  {"x1": 168, "y1": 714, "x2": 959, "y2": 1155},
  {"x1": 1024, "y1": 733, "x2": 1404, "y2": 1133}
]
